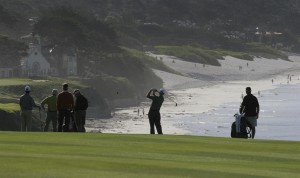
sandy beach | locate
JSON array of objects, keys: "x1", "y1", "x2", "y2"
[{"x1": 86, "y1": 54, "x2": 300, "y2": 141}]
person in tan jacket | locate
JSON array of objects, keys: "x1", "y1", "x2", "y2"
[{"x1": 41, "y1": 89, "x2": 58, "y2": 132}]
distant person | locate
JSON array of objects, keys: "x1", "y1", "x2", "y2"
[
  {"x1": 57, "y1": 83, "x2": 74, "y2": 132},
  {"x1": 146, "y1": 88, "x2": 165, "y2": 134},
  {"x1": 41, "y1": 89, "x2": 58, "y2": 132},
  {"x1": 272, "y1": 79, "x2": 274, "y2": 84},
  {"x1": 239, "y1": 87, "x2": 260, "y2": 139},
  {"x1": 73, "y1": 89, "x2": 88, "y2": 132},
  {"x1": 19, "y1": 86, "x2": 41, "y2": 132}
]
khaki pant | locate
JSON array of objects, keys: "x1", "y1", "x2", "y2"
[
  {"x1": 20, "y1": 110, "x2": 32, "y2": 132},
  {"x1": 44, "y1": 111, "x2": 58, "y2": 132}
]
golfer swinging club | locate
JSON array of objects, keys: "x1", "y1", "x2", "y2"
[{"x1": 146, "y1": 88, "x2": 165, "y2": 134}]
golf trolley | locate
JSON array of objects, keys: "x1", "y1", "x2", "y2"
[{"x1": 231, "y1": 113, "x2": 252, "y2": 139}]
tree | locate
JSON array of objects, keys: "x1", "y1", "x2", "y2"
[
  {"x1": 33, "y1": 5, "x2": 119, "y2": 75},
  {"x1": 0, "y1": 35, "x2": 28, "y2": 68},
  {"x1": 0, "y1": 4, "x2": 17, "y2": 28}
]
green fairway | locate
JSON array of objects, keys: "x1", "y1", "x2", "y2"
[{"x1": 0, "y1": 132, "x2": 299, "y2": 178}]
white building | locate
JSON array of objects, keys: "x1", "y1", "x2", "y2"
[
  {"x1": 21, "y1": 44, "x2": 50, "y2": 76},
  {"x1": 20, "y1": 33, "x2": 78, "y2": 76}
]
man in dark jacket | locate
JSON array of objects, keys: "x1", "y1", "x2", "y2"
[
  {"x1": 240, "y1": 87, "x2": 260, "y2": 139},
  {"x1": 73, "y1": 89, "x2": 88, "y2": 132},
  {"x1": 19, "y1": 85, "x2": 40, "y2": 131},
  {"x1": 146, "y1": 88, "x2": 165, "y2": 134}
]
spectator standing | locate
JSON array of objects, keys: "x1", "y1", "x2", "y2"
[
  {"x1": 73, "y1": 89, "x2": 88, "y2": 132},
  {"x1": 41, "y1": 89, "x2": 58, "y2": 132},
  {"x1": 57, "y1": 83, "x2": 74, "y2": 132},
  {"x1": 19, "y1": 86, "x2": 40, "y2": 131}
]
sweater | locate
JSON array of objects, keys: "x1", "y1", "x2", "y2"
[{"x1": 57, "y1": 91, "x2": 74, "y2": 110}]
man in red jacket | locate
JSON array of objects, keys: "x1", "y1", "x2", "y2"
[{"x1": 57, "y1": 83, "x2": 74, "y2": 132}]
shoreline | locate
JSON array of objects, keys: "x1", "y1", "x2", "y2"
[
  {"x1": 169, "y1": 82, "x2": 300, "y2": 141},
  {"x1": 85, "y1": 55, "x2": 300, "y2": 141}
]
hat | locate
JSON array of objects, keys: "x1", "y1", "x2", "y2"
[
  {"x1": 24, "y1": 86, "x2": 31, "y2": 92},
  {"x1": 62, "y1": 83, "x2": 68, "y2": 90},
  {"x1": 159, "y1": 88, "x2": 166, "y2": 95},
  {"x1": 73, "y1": 89, "x2": 80, "y2": 95},
  {"x1": 52, "y1": 89, "x2": 58, "y2": 96}
]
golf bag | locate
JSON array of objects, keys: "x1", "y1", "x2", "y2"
[{"x1": 231, "y1": 113, "x2": 251, "y2": 138}]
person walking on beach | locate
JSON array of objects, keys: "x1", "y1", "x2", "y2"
[
  {"x1": 73, "y1": 89, "x2": 88, "y2": 132},
  {"x1": 19, "y1": 86, "x2": 41, "y2": 132},
  {"x1": 41, "y1": 89, "x2": 58, "y2": 132},
  {"x1": 146, "y1": 88, "x2": 165, "y2": 134},
  {"x1": 57, "y1": 83, "x2": 74, "y2": 132},
  {"x1": 240, "y1": 87, "x2": 260, "y2": 139}
]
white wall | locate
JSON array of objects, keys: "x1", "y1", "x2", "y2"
[{"x1": 22, "y1": 47, "x2": 50, "y2": 76}]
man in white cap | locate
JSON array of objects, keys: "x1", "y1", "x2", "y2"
[
  {"x1": 41, "y1": 89, "x2": 58, "y2": 132},
  {"x1": 146, "y1": 88, "x2": 165, "y2": 134},
  {"x1": 19, "y1": 85, "x2": 40, "y2": 131}
]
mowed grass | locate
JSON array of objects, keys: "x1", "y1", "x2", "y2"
[{"x1": 0, "y1": 132, "x2": 299, "y2": 178}]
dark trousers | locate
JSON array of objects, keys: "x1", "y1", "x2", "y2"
[
  {"x1": 58, "y1": 109, "x2": 71, "y2": 132},
  {"x1": 148, "y1": 110, "x2": 163, "y2": 134},
  {"x1": 74, "y1": 110, "x2": 86, "y2": 132}
]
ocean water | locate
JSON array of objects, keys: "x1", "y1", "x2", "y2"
[{"x1": 169, "y1": 83, "x2": 300, "y2": 141}]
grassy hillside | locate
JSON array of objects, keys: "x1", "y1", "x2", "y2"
[
  {"x1": 0, "y1": 103, "x2": 20, "y2": 131},
  {"x1": 0, "y1": 132, "x2": 299, "y2": 178},
  {"x1": 123, "y1": 47, "x2": 180, "y2": 75},
  {"x1": 154, "y1": 44, "x2": 289, "y2": 66},
  {"x1": 0, "y1": 77, "x2": 84, "y2": 102},
  {"x1": 93, "y1": 49, "x2": 165, "y2": 98}
]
